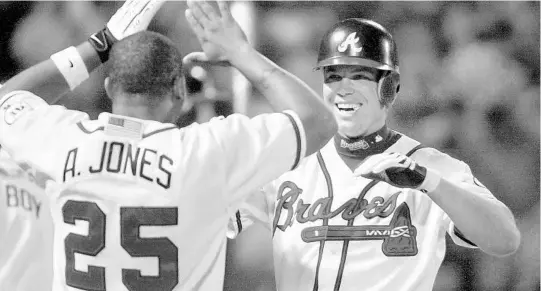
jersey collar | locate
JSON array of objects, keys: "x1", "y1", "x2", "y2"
[{"x1": 334, "y1": 125, "x2": 400, "y2": 160}]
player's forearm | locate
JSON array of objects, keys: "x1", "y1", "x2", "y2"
[
  {"x1": 228, "y1": 45, "x2": 337, "y2": 155},
  {"x1": 427, "y1": 178, "x2": 520, "y2": 257},
  {"x1": 0, "y1": 42, "x2": 102, "y2": 105}
]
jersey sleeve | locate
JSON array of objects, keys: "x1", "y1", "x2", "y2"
[
  {"x1": 208, "y1": 111, "x2": 306, "y2": 210},
  {"x1": 226, "y1": 182, "x2": 276, "y2": 239},
  {"x1": 415, "y1": 148, "x2": 495, "y2": 248},
  {"x1": 442, "y1": 160, "x2": 495, "y2": 248},
  {"x1": 0, "y1": 90, "x2": 89, "y2": 178}
]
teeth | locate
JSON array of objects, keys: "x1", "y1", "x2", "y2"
[{"x1": 336, "y1": 103, "x2": 361, "y2": 111}]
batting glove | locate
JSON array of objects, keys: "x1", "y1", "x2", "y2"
[
  {"x1": 88, "y1": 0, "x2": 165, "y2": 63},
  {"x1": 354, "y1": 152, "x2": 441, "y2": 193}
]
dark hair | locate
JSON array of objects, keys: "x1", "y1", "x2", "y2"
[{"x1": 108, "y1": 31, "x2": 183, "y2": 100}]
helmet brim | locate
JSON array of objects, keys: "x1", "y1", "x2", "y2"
[{"x1": 314, "y1": 57, "x2": 399, "y2": 73}]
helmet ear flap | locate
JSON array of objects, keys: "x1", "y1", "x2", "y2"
[{"x1": 378, "y1": 71, "x2": 400, "y2": 106}]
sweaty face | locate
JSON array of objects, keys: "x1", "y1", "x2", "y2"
[{"x1": 322, "y1": 65, "x2": 388, "y2": 138}]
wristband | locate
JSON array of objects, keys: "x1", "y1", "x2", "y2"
[
  {"x1": 88, "y1": 27, "x2": 117, "y2": 63},
  {"x1": 50, "y1": 46, "x2": 90, "y2": 91},
  {"x1": 417, "y1": 168, "x2": 441, "y2": 193}
]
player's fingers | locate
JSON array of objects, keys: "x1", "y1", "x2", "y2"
[
  {"x1": 354, "y1": 153, "x2": 389, "y2": 176},
  {"x1": 110, "y1": 1, "x2": 132, "y2": 26},
  {"x1": 183, "y1": 52, "x2": 209, "y2": 65},
  {"x1": 371, "y1": 155, "x2": 406, "y2": 173},
  {"x1": 121, "y1": 0, "x2": 147, "y2": 23},
  {"x1": 217, "y1": 0, "x2": 231, "y2": 19},
  {"x1": 183, "y1": 52, "x2": 231, "y2": 67},
  {"x1": 389, "y1": 152, "x2": 402, "y2": 160},
  {"x1": 187, "y1": 0, "x2": 212, "y2": 27},
  {"x1": 198, "y1": 1, "x2": 220, "y2": 21},
  {"x1": 360, "y1": 153, "x2": 404, "y2": 175},
  {"x1": 123, "y1": 0, "x2": 166, "y2": 34},
  {"x1": 116, "y1": 0, "x2": 138, "y2": 21},
  {"x1": 406, "y1": 159, "x2": 417, "y2": 171},
  {"x1": 389, "y1": 153, "x2": 413, "y2": 169},
  {"x1": 142, "y1": 0, "x2": 167, "y2": 17},
  {"x1": 360, "y1": 171, "x2": 387, "y2": 181},
  {"x1": 185, "y1": 9, "x2": 206, "y2": 40}
]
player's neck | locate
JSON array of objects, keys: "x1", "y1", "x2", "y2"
[
  {"x1": 334, "y1": 125, "x2": 400, "y2": 160},
  {"x1": 112, "y1": 104, "x2": 163, "y2": 123},
  {"x1": 333, "y1": 125, "x2": 401, "y2": 172}
]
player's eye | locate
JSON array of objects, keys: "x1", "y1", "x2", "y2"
[
  {"x1": 350, "y1": 73, "x2": 376, "y2": 82},
  {"x1": 324, "y1": 74, "x2": 343, "y2": 83}
]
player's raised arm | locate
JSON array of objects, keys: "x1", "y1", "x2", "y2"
[
  {"x1": 0, "y1": 0, "x2": 165, "y2": 104},
  {"x1": 0, "y1": 0, "x2": 166, "y2": 176},
  {"x1": 185, "y1": 0, "x2": 337, "y2": 157}
]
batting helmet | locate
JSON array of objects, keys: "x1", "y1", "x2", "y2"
[{"x1": 315, "y1": 18, "x2": 400, "y2": 106}]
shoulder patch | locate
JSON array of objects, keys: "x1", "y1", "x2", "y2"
[
  {"x1": 1, "y1": 91, "x2": 42, "y2": 125},
  {"x1": 3, "y1": 99, "x2": 32, "y2": 125}
]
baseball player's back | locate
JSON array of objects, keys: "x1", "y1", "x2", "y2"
[
  {"x1": 0, "y1": 90, "x2": 306, "y2": 291},
  {"x1": 0, "y1": 151, "x2": 54, "y2": 291}
]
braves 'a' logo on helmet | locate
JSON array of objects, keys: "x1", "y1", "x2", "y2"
[{"x1": 337, "y1": 32, "x2": 363, "y2": 53}]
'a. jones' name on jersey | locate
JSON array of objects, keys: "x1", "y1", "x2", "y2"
[{"x1": 62, "y1": 141, "x2": 174, "y2": 189}]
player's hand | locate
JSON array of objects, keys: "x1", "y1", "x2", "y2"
[
  {"x1": 182, "y1": 52, "x2": 231, "y2": 67},
  {"x1": 88, "y1": 0, "x2": 165, "y2": 64},
  {"x1": 107, "y1": 0, "x2": 166, "y2": 41},
  {"x1": 354, "y1": 152, "x2": 441, "y2": 192},
  {"x1": 185, "y1": 0, "x2": 249, "y2": 62}
]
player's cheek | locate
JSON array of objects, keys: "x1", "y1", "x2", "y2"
[{"x1": 353, "y1": 80, "x2": 379, "y2": 104}]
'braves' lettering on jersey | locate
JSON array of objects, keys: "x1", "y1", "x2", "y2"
[
  {"x1": 273, "y1": 181, "x2": 401, "y2": 232},
  {"x1": 230, "y1": 134, "x2": 493, "y2": 291},
  {"x1": 0, "y1": 90, "x2": 306, "y2": 291}
]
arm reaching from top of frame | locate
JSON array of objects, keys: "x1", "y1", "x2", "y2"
[
  {"x1": 184, "y1": 0, "x2": 337, "y2": 157},
  {"x1": 0, "y1": 0, "x2": 166, "y2": 104},
  {"x1": 0, "y1": 0, "x2": 166, "y2": 177}
]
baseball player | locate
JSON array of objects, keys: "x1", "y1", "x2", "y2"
[
  {"x1": 0, "y1": 1, "x2": 336, "y2": 290},
  {"x1": 0, "y1": 147, "x2": 53, "y2": 291},
  {"x1": 229, "y1": 18, "x2": 521, "y2": 291}
]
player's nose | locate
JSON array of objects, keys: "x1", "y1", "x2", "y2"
[
  {"x1": 336, "y1": 78, "x2": 355, "y2": 96},
  {"x1": 336, "y1": 87, "x2": 354, "y2": 98}
]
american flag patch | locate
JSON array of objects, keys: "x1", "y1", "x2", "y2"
[
  {"x1": 105, "y1": 116, "x2": 143, "y2": 140},
  {"x1": 109, "y1": 117, "x2": 125, "y2": 127}
]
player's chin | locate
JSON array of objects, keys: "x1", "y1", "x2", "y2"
[{"x1": 337, "y1": 121, "x2": 365, "y2": 138}]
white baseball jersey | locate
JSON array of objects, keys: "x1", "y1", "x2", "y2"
[
  {"x1": 0, "y1": 149, "x2": 54, "y2": 291},
  {"x1": 230, "y1": 133, "x2": 494, "y2": 291},
  {"x1": 0, "y1": 90, "x2": 306, "y2": 291}
]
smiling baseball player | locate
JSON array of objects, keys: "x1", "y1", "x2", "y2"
[{"x1": 229, "y1": 18, "x2": 521, "y2": 291}]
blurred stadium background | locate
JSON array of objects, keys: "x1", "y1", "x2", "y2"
[{"x1": 0, "y1": 1, "x2": 538, "y2": 290}]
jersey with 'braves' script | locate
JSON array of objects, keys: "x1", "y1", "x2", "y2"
[
  {"x1": 0, "y1": 149, "x2": 54, "y2": 291},
  {"x1": 229, "y1": 134, "x2": 495, "y2": 291},
  {"x1": 0, "y1": 90, "x2": 306, "y2": 291}
]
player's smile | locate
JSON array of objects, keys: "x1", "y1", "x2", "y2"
[
  {"x1": 335, "y1": 102, "x2": 363, "y2": 116},
  {"x1": 333, "y1": 92, "x2": 367, "y2": 119},
  {"x1": 336, "y1": 102, "x2": 361, "y2": 110}
]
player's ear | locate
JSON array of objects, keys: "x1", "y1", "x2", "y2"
[
  {"x1": 104, "y1": 77, "x2": 113, "y2": 101},
  {"x1": 173, "y1": 75, "x2": 186, "y2": 103}
]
